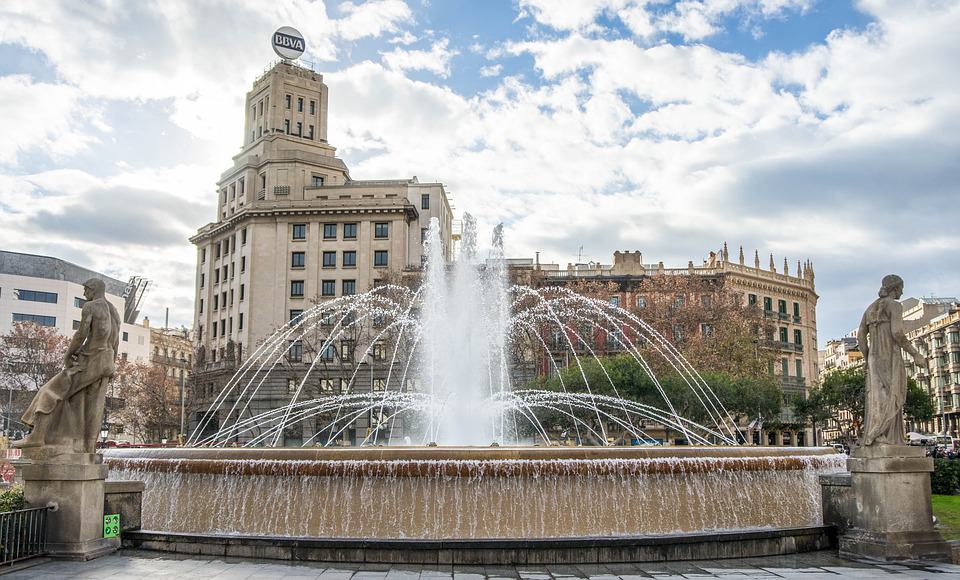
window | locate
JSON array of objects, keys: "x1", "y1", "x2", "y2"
[
  {"x1": 372, "y1": 343, "x2": 386, "y2": 361},
  {"x1": 311, "y1": 175, "x2": 324, "y2": 187},
  {"x1": 289, "y1": 309, "x2": 303, "y2": 322},
  {"x1": 213, "y1": 295, "x2": 219, "y2": 310},
  {"x1": 239, "y1": 284, "x2": 245, "y2": 301},
  {"x1": 290, "y1": 280, "x2": 304, "y2": 297},
  {"x1": 296, "y1": 121, "x2": 302, "y2": 136},
  {"x1": 763, "y1": 297, "x2": 773, "y2": 311},
  {"x1": 323, "y1": 224, "x2": 337, "y2": 240},
  {"x1": 342, "y1": 280, "x2": 356, "y2": 295},
  {"x1": 374, "y1": 250, "x2": 388, "y2": 267},
  {"x1": 292, "y1": 224, "x2": 307, "y2": 240},
  {"x1": 343, "y1": 251, "x2": 357, "y2": 268},
  {"x1": 307, "y1": 125, "x2": 314, "y2": 139},
  {"x1": 322, "y1": 251, "x2": 336, "y2": 268},
  {"x1": 220, "y1": 319, "x2": 226, "y2": 337},
  {"x1": 340, "y1": 340, "x2": 355, "y2": 363},
  {"x1": 781, "y1": 358, "x2": 789, "y2": 377},
  {"x1": 229, "y1": 289, "x2": 234, "y2": 305},
  {"x1": 700, "y1": 323, "x2": 714, "y2": 337},
  {"x1": 321, "y1": 312, "x2": 336, "y2": 326},
  {"x1": 285, "y1": 94, "x2": 291, "y2": 109},
  {"x1": 215, "y1": 241, "x2": 221, "y2": 257},
  {"x1": 343, "y1": 223, "x2": 357, "y2": 239},
  {"x1": 609, "y1": 296, "x2": 620, "y2": 307},
  {"x1": 241, "y1": 228, "x2": 247, "y2": 245},
  {"x1": 199, "y1": 299, "x2": 204, "y2": 314},
  {"x1": 201, "y1": 248, "x2": 207, "y2": 262},
  {"x1": 260, "y1": 173, "x2": 266, "y2": 190},
  {"x1": 421, "y1": 194, "x2": 430, "y2": 209},
  {"x1": 16, "y1": 289, "x2": 57, "y2": 303},
  {"x1": 673, "y1": 295, "x2": 685, "y2": 307},
  {"x1": 793, "y1": 302, "x2": 800, "y2": 318},
  {"x1": 212, "y1": 322, "x2": 218, "y2": 337},
  {"x1": 309, "y1": 100, "x2": 316, "y2": 114},
  {"x1": 74, "y1": 297, "x2": 86, "y2": 308},
  {"x1": 288, "y1": 340, "x2": 303, "y2": 363},
  {"x1": 700, "y1": 294, "x2": 712, "y2": 307},
  {"x1": 421, "y1": 227, "x2": 428, "y2": 243},
  {"x1": 374, "y1": 222, "x2": 389, "y2": 238},
  {"x1": 291, "y1": 251, "x2": 305, "y2": 268},
  {"x1": 321, "y1": 280, "x2": 336, "y2": 297},
  {"x1": 320, "y1": 378, "x2": 336, "y2": 392},
  {"x1": 200, "y1": 273, "x2": 206, "y2": 288},
  {"x1": 794, "y1": 329, "x2": 802, "y2": 345},
  {"x1": 795, "y1": 359, "x2": 803, "y2": 379},
  {"x1": 748, "y1": 293, "x2": 757, "y2": 306},
  {"x1": 72, "y1": 320, "x2": 80, "y2": 330},
  {"x1": 320, "y1": 344, "x2": 336, "y2": 361},
  {"x1": 636, "y1": 296, "x2": 647, "y2": 309},
  {"x1": 373, "y1": 379, "x2": 386, "y2": 392},
  {"x1": 230, "y1": 262, "x2": 235, "y2": 278},
  {"x1": 778, "y1": 299, "x2": 787, "y2": 314},
  {"x1": 239, "y1": 178, "x2": 245, "y2": 195},
  {"x1": 779, "y1": 327, "x2": 788, "y2": 343},
  {"x1": 297, "y1": 97, "x2": 303, "y2": 112},
  {"x1": 284, "y1": 119, "x2": 290, "y2": 134},
  {"x1": 12, "y1": 313, "x2": 55, "y2": 326},
  {"x1": 241, "y1": 256, "x2": 246, "y2": 272},
  {"x1": 214, "y1": 269, "x2": 220, "y2": 285}
]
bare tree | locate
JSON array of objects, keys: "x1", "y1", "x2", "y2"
[
  {"x1": 0, "y1": 322, "x2": 70, "y2": 391},
  {"x1": 110, "y1": 360, "x2": 179, "y2": 443}
]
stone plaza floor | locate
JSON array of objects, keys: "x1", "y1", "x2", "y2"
[{"x1": 4, "y1": 550, "x2": 960, "y2": 579}]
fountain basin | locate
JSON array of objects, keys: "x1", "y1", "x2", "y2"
[{"x1": 105, "y1": 446, "x2": 843, "y2": 542}]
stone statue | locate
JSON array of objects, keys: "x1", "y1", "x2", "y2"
[
  {"x1": 14, "y1": 278, "x2": 121, "y2": 454},
  {"x1": 858, "y1": 274, "x2": 925, "y2": 447}
]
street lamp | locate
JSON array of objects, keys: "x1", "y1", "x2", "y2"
[{"x1": 179, "y1": 355, "x2": 187, "y2": 444}]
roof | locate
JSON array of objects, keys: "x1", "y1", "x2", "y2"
[{"x1": 0, "y1": 250, "x2": 128, "y2": 297}]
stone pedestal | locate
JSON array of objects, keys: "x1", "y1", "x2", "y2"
[
  {"x1": 21, "y1": 452, "x2": 120, "y2": 560},
  {"x1": 838, "y1": 445, "x2": 950, "y2": 562}
]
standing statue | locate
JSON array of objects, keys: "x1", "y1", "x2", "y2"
[
  {"x1": 858, "y1": 274, "x2": 926, "y2": 447},
  {"x1": 14, "y1": 278, "x2": 120, "y2": 453}
]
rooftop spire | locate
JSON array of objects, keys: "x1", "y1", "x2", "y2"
[{"x1": 738, "y1": 245, "x2": 744, "y2": 265}]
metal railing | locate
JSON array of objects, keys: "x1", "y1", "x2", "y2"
[{"x1": 0, "y1": 506, "x2": 49, "y2": 565}]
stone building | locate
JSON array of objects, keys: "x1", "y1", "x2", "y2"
[
  {"x1": 907, "y1": 305, "x2": 960, "y2": 436},
  {"x1": 188, "y1": 61, "x2": 453, "y2": 444},
  {"x1": 511, "y1": 244, "x2": 819, "y2": 446}
]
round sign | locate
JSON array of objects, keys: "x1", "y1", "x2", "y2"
[{"x1": 272, "y1": 26, "x2": 305, "y2": 60}]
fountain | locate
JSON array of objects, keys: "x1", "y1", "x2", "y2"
[{"x1": 105, "y1": 216, "x2": 844, "y2": 563}]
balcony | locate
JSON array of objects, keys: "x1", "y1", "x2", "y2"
[
  {"x1": 793, "y1": 315, "x2": 802, "y2": 324},
  {"x1": 777, "y1": 312, "x2": 790, "y2": 321}
]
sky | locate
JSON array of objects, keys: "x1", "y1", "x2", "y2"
[{"x1": 0, "y1": 0, "x2": 957, "y2": 346}]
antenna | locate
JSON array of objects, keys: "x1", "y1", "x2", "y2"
[{"x1": 578, "y1": 246, "x2": 584, "y2": 263}]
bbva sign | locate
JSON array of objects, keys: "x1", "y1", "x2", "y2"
[{"x1": 273, "y1": 26, "x2": 305, "y2": 60}]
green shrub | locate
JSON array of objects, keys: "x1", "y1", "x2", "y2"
[
  {"x1": 932, "y1": 460, "x2": 960, "y2": 495},
  {"x1": 0, "y1": 484, "x2": 25, "y2": 512}
]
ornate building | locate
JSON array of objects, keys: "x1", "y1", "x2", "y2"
[
  {"x1": 511, "y1": 244, "x2": 819, "y2": 446},
  {"x1": 188, "y1": 61, "x2": 453, "y2": 444}
]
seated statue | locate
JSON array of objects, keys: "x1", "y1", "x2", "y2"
[{"x1": 14, "y1": 278, "x2": 121, "y2": 454}]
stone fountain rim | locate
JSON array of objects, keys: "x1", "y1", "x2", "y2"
[{"x1": 103, "y1": 445, "x2": 838, "y2": 462}]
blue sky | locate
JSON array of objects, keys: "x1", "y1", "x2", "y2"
[{"x1": 0, "y1": 0, "x2": 958, "y2": 350}]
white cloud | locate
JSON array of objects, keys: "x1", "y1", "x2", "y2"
[
  {"x1": 336, "y1": 0, "x2": 414, "y2": 41},
  {"x1": 0, "y1": 76, "x2": 103, "y2": 165},
  {"x1": 389, "y1": 31, "x2": 419, "y2": 45},
  {"x1": 381, "y1": 38, "x2": 459, "y2": 77},
  {"x1": 479, "y1": 64, "x2": 503, "y2": 77}
]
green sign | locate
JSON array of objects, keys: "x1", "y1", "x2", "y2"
[{"x1": 103, "y1": 514, "x2": 120, "y2": 538}]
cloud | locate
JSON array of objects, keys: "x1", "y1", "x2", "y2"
[
  {"x1": 336, "y1": 0, "x2": 414, "y2": 41},
  {"x1": 0, "y1": 76, "x2": 104, "y2": 165},
  {"x1": 381, "y1": 38, "x2": 459, "y2": 77},
  {"x1": 479, "y1": 64, "x2": 503, "y2": 77}
]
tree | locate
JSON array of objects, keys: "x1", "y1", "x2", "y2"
[
  {"x1": 904, "y1": 379, "x2": 935, "y2": 430},
  {"x1": 0, "y1": 322, "x2": 70, "y2": 391},
  {"x1": 110, "y1": 360, "x2": 180, "y2": 443},
  {"x1": 792, "y1": 367, "x2": 865, "y2": 445}
]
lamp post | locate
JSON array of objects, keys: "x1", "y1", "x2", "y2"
[{"x1": 179, "y1": 355, "x2": 187, "y2": 443}]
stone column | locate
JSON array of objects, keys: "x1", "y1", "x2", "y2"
[
  {"x1": 775, "y1": 431, "x2": 784, "y2": 446},
  {"x1": 838, "y1": 445, "x2": 950, "y2": 561},
  {"x1": 22, "y1": 452, "x2": 120, "y2": 560}
]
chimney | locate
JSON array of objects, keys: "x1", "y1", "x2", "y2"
[{"x1": 143, "y1": 316, "x2": 150, "y2": 328}]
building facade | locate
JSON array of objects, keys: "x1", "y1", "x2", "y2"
[
  {"x1": 512, "y1": 245, "x2": 819, "y2": 446},
  {"x1": 908, "y1": 306, "x2": 960, "y2": 436},
  {"x1": 0, "y1": 250, "x2": 151, "y2": 364},
  {"x1": 188, "y1": 61, "x2": 453, "y2": 444}
]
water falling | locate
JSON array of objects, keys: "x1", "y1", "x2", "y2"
[{"x1": 189, "y1": 217, "x2": 741, "y2": 448}]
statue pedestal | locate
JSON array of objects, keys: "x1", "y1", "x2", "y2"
[
  {"x1": 839, "y1": 445, "x2": 950, "y2": 562},
  {"x1": 22, "y1": 453, "x2": 120, "y2": 560}
]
